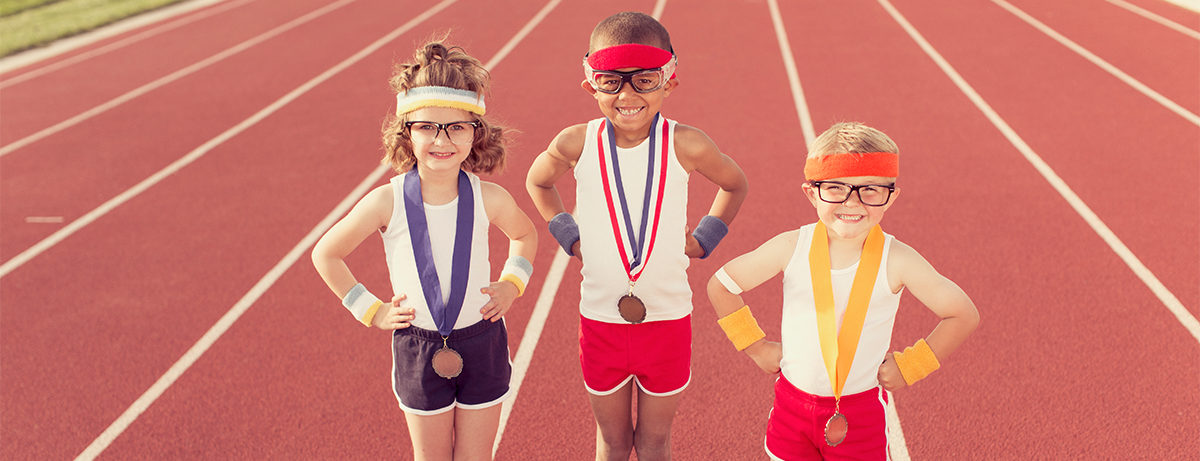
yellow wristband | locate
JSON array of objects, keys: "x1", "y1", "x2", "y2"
[
  {"x1": 717, "y1": 305, "x2": 766, "y2": 351},
  {"x1": 360, "y1": 300, "x2": 384, "y2": 327},
  {"x1": 499, "y1": 273, "x2": 526, "y2": 297},
  {"x1": 893, "y1": 338, "x2": 940, "y2": 386}
]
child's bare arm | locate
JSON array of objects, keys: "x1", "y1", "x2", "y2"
[
  {"x1": 674, "y1": 125, "x2": 748, "y2": 225},
  {"x1": 707, "y1": 230, "x2": 799, "y2": 372},
  {"x1": 878, "y1": 241, "x2": 980, "y2": 390},
  {"x1": 526, "y1": 125, "x2": 586, "y2": 258},
  {"x1": 673, "y1": 126, "x2": 748, "y2": 258},
  {"x1": 525, "y1": 125, "x2": 586, "y2": 221},
  {"x1": 312, "y1": 185, "x2": 417, "y2": 329},
  {"x1": 479, "y1": 181, "x2": 538, "y2": 321}
]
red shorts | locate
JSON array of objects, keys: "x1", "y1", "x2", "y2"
[
  {"x1": 766, "y1": 375, "x2": 889, "y2": 461},
  {"x1": 578, "y1": 314, "x2": 691, "y2": 396}
]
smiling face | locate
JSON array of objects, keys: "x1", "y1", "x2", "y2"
[
  {"x1": 802, "y1": 175, "x2": 899, "y2": 241},
  {"x1": 406, "y1": 106, "x2": 476, "y2": 174},
  {"x1": 581, "y1": 67, "x2": 678, "y2": 145}
]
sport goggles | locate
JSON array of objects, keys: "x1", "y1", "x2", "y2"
[{"x1": 583, "y1": 56, "x2": 677, "y2": 94}]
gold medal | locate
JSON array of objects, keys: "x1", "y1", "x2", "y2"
[
  {"x1": 824, "y1": 412, "x2": 848, "y2": 447},
  {"x1": 431, "y1": 337, "x2": 463, "y2": 379}
]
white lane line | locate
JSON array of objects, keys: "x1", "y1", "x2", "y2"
[
  {"x1": 877, "y1": 0, "x2": 1200, "y2": 343},
  {"x1": 989, "y1": 0, "x2": 1200, "y2": 126},
  {"x1": 70, "y1": 1, "x2": 462, "y2": 454},
  {"x1": 0, "y1": 0, "x2": 359, "y2": 158},
  {"x1": 766, "y1": 0, "x2": 816, "y2": 147},
  {"x1": 72, "y1": 163, "x2": 390, "y2": 461},
  {"x1": 768, "y1": 1, "x2": 910, "y2": 458},
  {"x1": 1104, "y1": 0, "x2": 1200, "y2": 40},
  {"x1": 770, "y1": 0, "x2": 911, "y2": 457},
  {"x1": 484, "y1": 0, "x2": 570, "y2": 456},
  {"x1": 0, "y1": 0, "x2": 260, "y2": 88},
  {"x1": 0, "y1": 0, "x2": 456, "y2": 278},
  {"x1": 493, "y1": 247, "x2": 570, "y2": 458}
]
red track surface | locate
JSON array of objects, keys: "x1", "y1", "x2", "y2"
[{"x1": 2, "y1": 0, "x2": 1197, "y2": 459}]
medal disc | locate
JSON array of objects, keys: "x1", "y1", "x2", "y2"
[
  {"x1": 617, "y1": 294, "x2": 647, "y2": 324},
  {"x1": 825, "y1": 413, "x2": 848, "y2": 447},
  {"x1": 432, "y1": 347, "x2": 463, "y2": 379}
]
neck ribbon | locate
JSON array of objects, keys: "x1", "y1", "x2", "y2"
[
  {"x1": 809, "y1": 221, "x2": 885, "y2": 400},
  {"x1": 403, "y1": 168, "x2": 473, "y2": 336},
  {"x1": 597, "y1": 114, "x2": 669, "y2": 282}
]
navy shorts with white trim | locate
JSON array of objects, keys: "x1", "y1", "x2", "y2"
[{"x1": 391, "y1": 319, "x2": 512, "y2": 414}]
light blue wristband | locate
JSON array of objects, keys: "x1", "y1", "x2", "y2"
[
  {"x1": 691, "y1": 215, "x2": 729, "y2": 259},
  {"x1": 548, "y1": 212, "x2": 580, "y2": 256}
]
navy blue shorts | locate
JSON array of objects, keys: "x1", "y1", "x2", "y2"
[{"x1": 391, "y1": 319, "x2": 512, "y2": 414}]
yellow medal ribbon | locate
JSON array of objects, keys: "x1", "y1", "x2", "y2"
[{"x1": 809, "y1": 222, "x2": 885, "y2": 400}]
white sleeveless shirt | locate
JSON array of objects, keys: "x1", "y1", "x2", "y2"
[
  {"x1": 779, "y1": 223, "x2": 904, "y2": 397},
  {"x1": 574, "y1": 116, "x2": 692, "y2": 323},
  {"x1": 380, "y1": 172, "x2": 492, "y2": 332}
]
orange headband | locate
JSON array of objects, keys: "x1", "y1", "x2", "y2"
[{"x1": 804, "y1": 152, "x2": 899, "y2": 181}]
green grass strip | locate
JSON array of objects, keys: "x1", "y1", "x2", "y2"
[
  {"x1": 1, "y1": 0, "x2": 66, "y2": 17},
  {"x1": 0, "y1": 0, "x2": 189, "y2": 56}
]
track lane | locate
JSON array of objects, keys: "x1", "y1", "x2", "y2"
[
  {"x1": 887, "y1": 0, "x2": 1199, "y2": 317},
  {"x1": 0, "y1": 0, "x2": 403, "y2": 264},
  {"x1": 1001, "y1": 0, "x2": 1199, "y2": 114},
  {"x1": 0, "y1": 0, "x2": 334, "y2": 146}
]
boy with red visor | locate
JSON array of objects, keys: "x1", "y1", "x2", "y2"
[
  {"x1": 708, "y1": 122, "x2": 979, "y2": 460},
  {"x1": 526, "y1": 11, "x2": 748, "y2": 461}
]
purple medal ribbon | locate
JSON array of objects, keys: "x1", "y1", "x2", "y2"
[
  {"x1": 403, "y1": 168, "x2": 473, "y2": 337},
  {"x1": 604, "y1": 112, "x2": 660, "y2": 272}
]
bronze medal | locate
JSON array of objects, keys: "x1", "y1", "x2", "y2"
[
  {"x1": 824, "y1": 412, "x2": 848, "y2": 447},
  {"x1": 617, "y1": 293, "x2": 647, "y2": 324},
  {"x1": 431, "y1": 337, "x2": 463, "y2": 379}
]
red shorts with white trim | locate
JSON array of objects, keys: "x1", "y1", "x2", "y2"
[
  {"x1": 578, "y1": 314, "x2": 691, "y2": 396},
  {"x1": 765, "y1": 375, "x2": 889, "y2": 461}
]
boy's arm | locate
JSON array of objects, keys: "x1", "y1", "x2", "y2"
[
  {"x1": 525, "y1": 124, "x2": 586, "y2": 221},
  {"x1": 706, "y1": 230, "x2": 799, "y2": 372},
  {"x1": 673, "y1": 125, "x2": 748, "y2": 225},
  {"x1": 878, "y1": 241, "x2": 980, "y2": 390},
  {"x1": 479, "y1": 181, "x2": 538, "y2": 321},
  {"x1": 526, "y1": 124, "x2": 586, "y2": 257},
  {"x1": 673, "y1": 125, "x2": 748, "y2": 258},
  {"x1": 311, "y1": 185, "x2": 415, "y2": 330}
]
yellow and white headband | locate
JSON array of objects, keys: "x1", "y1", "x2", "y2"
[{"x1": 395, "y1": 86, "x2": 486, "y2": 116}]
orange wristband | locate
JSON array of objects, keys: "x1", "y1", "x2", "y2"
[
  {"x1": 893, "y1": 338, "x2": 940, "y2": 386},
  {"x1": 717, "y1": 306, "x2": 766, "y2": 351}
]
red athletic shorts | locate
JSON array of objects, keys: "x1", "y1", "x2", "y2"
[
  {"x1": 765, "y1": 375, "x2": 889, "y2": 461},
  {"x1": 578, "y1": 314, "x2": 691, "y2": 396}
]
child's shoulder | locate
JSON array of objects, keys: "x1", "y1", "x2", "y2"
[{"x1": 544, "y1": 123, "x2": 590, "y2": 165}]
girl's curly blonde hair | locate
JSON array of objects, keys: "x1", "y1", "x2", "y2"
[{"x1": 382, "y1": 40, "x2": 508, "y2": 174}]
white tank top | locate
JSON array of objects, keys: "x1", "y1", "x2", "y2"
[
  {"x1": 779, "y1": 223, "x2": 903, "y2": 397},
  {"x1": 574, "y1": 116, "x2": 692, "y2": 323},
  {"x1": 380, "y1": 172, "x2": 492, "y2": 331}
]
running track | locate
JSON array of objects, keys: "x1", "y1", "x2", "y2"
[{"x1": 1, "y1": 0, "x2": 1197, "y2": 459}]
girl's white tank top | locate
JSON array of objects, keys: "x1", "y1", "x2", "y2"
[{"x1": 380, "y1": 171, "x2": 492, "y2": 332}]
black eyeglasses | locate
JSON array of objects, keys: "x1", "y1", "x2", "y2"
[
  {"x1": 811, "y1": 181, "x2": 895, "y2": 206},
  {"x1": 403, "y1": 121, "x2": 480, "y2": 145}
]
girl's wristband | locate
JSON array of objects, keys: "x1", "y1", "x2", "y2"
[
  {"x1": 548, "y1": 212, "x2": 580, "y2": 256},
  {"x1": 498, "y1": 255, "x2": 533, "y2": 297},
  {"x1": 717, "y1": 305, "x2": 766, "y2": 351},
  {"x1": 342, "y1": 283, "x2": 384, "y2": 327},
  {"x1": 893, "y1": 338, "x2": 940, "y2": 385}
]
